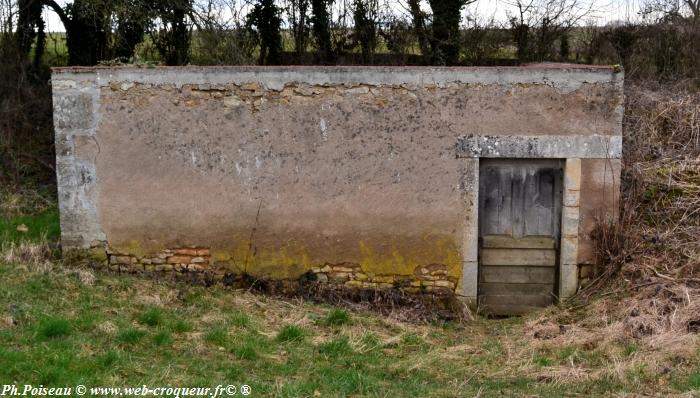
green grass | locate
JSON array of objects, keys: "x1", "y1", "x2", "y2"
[
  {"x1": 0, "y1": 208, "x2": 60, "y2": 244},
  {"x1": 230, "y1": 311, "x2": 250, "y2": 328},
  {"x1": 685, "y1": 373, "x2": 700, "y2": 390},
  {"x1": 0, "y1": 257, "x2": 696, "y2": 396},
  {"x1": 204, "y1": 327, "x2": 229, "y2": 346},
  {"x1": 318, "y1": 336, "x2": 353, "y2": 357},
  {"x1": 37, "y1": 317, "x2": 70, "y2": 340},
  {"x1": 321, "y1": 308, "x2": 351, "y2": 326},
  {"x1": 152, "y1": 331, "x2": 173, "y2": 346},
  {"x1": 277, "y1": 325, "x2": 305, "y2": 342},
  {"x1": 533, "y1": 353, "x2": 553, "y2": 367},
  {"x1": 137, "y1": 308, "x2": 164, "y2": 327},
  {"x1": 231, "y1": 340, "x2": 259, "y2": 360},
  {"x1": 624, "y1": 342, "x2": 641, "y2": 356},
  {"x1": 170, "y1": 318, "x2": 192, "y2": 333},
  {"x1": 116, "y1": 328, "x2": 146, "y2": 344}
]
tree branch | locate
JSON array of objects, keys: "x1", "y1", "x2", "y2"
[{"x1": 39, "y1": 0, "x2": 70, "y2": 30}]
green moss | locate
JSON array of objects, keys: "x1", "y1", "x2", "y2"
[
  {"x1": 87, "y1": 247, "x2": 108, "y2": 263},
  {"x1": 110, "y1": 236, "x2": 463, "y2": 282}
]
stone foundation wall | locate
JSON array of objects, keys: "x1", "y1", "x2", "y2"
[{"x1": 99, "y1": 243, "x2": 457, "y2": 294}]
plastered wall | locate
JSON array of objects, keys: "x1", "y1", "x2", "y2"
[{"x1": 52, "y1": 65, "x2": 624, "y2": 297}]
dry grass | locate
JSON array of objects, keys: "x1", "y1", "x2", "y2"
[
  {"x1": 577, "y1": 81, "x2": 700, "y2": 289},
  {"x1": 624, "y1": 81, "x2": 700, "y2": 161},
  {"x1": 1, "y1": 239, "x2": 698, "y2": 394},
  {"x1": 0, "y1": 186, "x2": 54, "y2": 219},
  {"x1": 1, "y1": 239, "x2": 99, "y2": 288},
  {"x1": 617, "y1": 82, "x2": 699, "y2": 283},
  {"x1": 521, "y1": 81, "x2": 700, "y2": 390},
  {"x1": 1, "y1": 239, "x2": 54, "y2": 272},
  {"x1": 292, "y1": 282, "x2": 472, "y2": 323}
]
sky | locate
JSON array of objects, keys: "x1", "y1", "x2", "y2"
[
  {"x1": 467, "y1": 0, "x2": 643, "y2": 23},
  {"x1": 41, "y1": 0, "x2": 644, "y2": 32}
]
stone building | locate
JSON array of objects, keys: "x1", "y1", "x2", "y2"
[{"x1": 52, "y1": 65, "x2": 623, "y2": 314}]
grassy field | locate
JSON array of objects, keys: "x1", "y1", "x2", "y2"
[{"x1": 0, "y1": 238, "x2": 698, "y2": 397}]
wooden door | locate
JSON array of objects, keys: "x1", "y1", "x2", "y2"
[{"x1": 478, "y1": 159, "x2": 563, "y2": 315}]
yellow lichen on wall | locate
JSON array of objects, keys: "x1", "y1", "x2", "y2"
[{"x1": 104, "y1": 234, "x2": 462, "y2": 292}]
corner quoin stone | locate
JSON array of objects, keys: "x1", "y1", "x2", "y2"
[
  {"x1": 52, "y1": 73, "x2": 105, "y2": 249},
  {"x1": 54, "y1": 93, "x2": 94, "y2": 130}
]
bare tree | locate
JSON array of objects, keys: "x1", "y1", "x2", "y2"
[
  {"x1": 0, "y1": 0, "x2": 16, "y2": 33},
  {"x1": 331, "y1": 0, "x2": 353, "y2": 59},
  {"x1": 462, "y1": 12, "x2": 509, "y2": 65},
  {"x1": 284, "y1": 0, "x2": 312, "y2": 56},
  {"x1": 401, "y1": 0, "x2": 476, "y2": 64},
  {"x1": 311, "y1": 0, "x2": 334, "y2": 63},
  {"x1": 353, "y1": 0, "x2": 379, "y2": 63},
  {"x1": 642, "y1": 0, "x2": 700, "y2": 22},
  {"x1": 690, "y1": 0, "x2": 700, "y2": 20},
  {"x1": 405, "y1": 0, "x2": 430, "y2": 56},
  {"x1": 189, "y1": 0, "x2": 256, "y2": 65},
  {"x1": 506, "y1": 0, "x2": 596, "y2": 62}
]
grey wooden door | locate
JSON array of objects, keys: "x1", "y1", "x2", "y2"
[{"x1": 478, "y1": 159, "x2": 563, "y2": 315}]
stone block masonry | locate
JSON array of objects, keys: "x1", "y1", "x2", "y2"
[
  {"x1": 101, "y1": 245, "x2": 459, "y2": 294},
  {"x1": 52, "y1": 65, "x2": 624, "y2": 302}
]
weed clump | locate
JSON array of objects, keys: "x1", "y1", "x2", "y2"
[
  {"x1": 137, "y1": 308, "x2": 164, "y2": 327},
  {"x1": 277, "y1": 325, "x2": 305, "y2": 342},
  {"x1": 319, "y1": 337, "x2": 352, "y2": 357},
  {"x1": 321, "y1": 309, "x2": 351, "y2": 326},
  {"x1": 117, "y1": 328, "x2": 146, "y2": 344},
  {"x1": 37, "y1": 317, "x2": 70, "y2": 339}
]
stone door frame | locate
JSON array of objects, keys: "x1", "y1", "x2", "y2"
[{"x1": 455, "y1": 134, "x2": 622, "y2": 304}]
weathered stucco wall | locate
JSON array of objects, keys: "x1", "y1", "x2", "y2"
[{"x1": 52, "y1": 65, "x2": 624, "y2": 296}]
